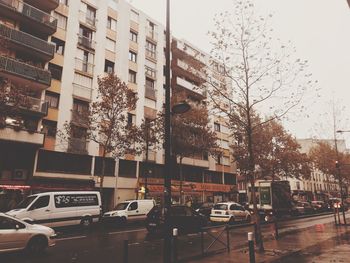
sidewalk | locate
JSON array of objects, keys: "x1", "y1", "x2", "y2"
[{"x1": 191, "y1": 220, "x2": 350, "y2": 263}]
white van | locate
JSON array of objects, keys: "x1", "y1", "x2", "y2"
[
  {"x1": 6, "y1": 191, "x2": 101, "y2": 228},
  {"x1": 102, "y1": 199, "x2": 155, "y2": 225}
]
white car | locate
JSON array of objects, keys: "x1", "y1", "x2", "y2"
[
  {"x1": 210, "y1": 202, "x2": 251, "y2": 224},
  {"x1": 0, "y1": 213, "x2": 56, "y2": 254}
]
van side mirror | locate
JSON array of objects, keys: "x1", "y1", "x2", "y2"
[{"x1": 15, "y1": 224, "x2": 20, "y2": 230}]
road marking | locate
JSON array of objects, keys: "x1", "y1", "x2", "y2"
[
  {"x1": 56, "y1": 235, "x2": 87, "y2": 241},
  {"x1": 108, "y1": 228, "x2": 146, "y2": 235}
]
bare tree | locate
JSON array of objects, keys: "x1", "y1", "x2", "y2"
[
  {"x1": 207, "y1": 0, "x2": 317, "y2": 251},
  {"x1": 59, "y1": 74, "x2": 141, "y2": 195}
]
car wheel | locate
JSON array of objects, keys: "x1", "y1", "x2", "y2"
[
  {"x1": 81, "y1": 217, "x2": 92, "y2": 227},
  {"x1": 229, "y1": 217, "x2": 235, "y2": 225},
  {"x1": 27, "y1": 236, "x2": 48, "y2": 254}
]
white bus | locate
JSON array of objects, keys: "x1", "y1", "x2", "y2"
[{"x1": 6, "y1": 191, "x2": 102, "y2": 227}]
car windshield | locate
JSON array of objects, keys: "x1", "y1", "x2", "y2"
[
  {"x1": 213, "y1": 204, "x2": 228, "y2": 210},
  {"x1": 115, "y1": 202, "x2": 130, "y2": 210},
  {"x1": 15, "y1": 195, "x2": 37, "y2": 209}
]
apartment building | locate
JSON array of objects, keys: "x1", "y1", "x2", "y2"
[
  {"x1": 0, "y1": 0, "x2": 58, "y2": 211},
  {"x1": 0, "y1": 0, "x2": 237, "y2": 210}
]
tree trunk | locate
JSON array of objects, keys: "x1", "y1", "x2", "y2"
[
  {"x1": 246, "y1": 113, "x2": 264, "y2": 252},
  {"x1": 99, "y1": 148, "x2": 106, "y2": 211}
]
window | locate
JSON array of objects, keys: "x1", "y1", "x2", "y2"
[
  {"x1": 145, "y1": 78, "x2": 154, "y2": 88},
  {"x1": 214, "y1": 123, "x2": 220, "y2": 132},
  {"x1": 128, "y1": 70, "x2": 137, "y2": 83},
  {"x1": 106, "y1": 38, "x2": 116, "y2": 52},
  {"x1": 221, "y1": 125, "x2": 229, "y2": 134},
  {"x1": 221, "y1": 140, "x2": 229, "y2": 149},
  {"x1": 222, "y1": 156, "x2": 230, "y2": 165},
  {"x1": 146, "y1": 41, "x2": 156, "y2": 59},
  {"x1": 130, "y1": 31, "x2": 138, "y2": 42},
  {"x1": 45, "y1": 91, "x2": 59, "y2": 108},
  {"x1": 0, "y1": 216, "x2": 24, "y2": 229},
  {"x1": 48, "y1": 63, "x2": 62, "y2": 80},
  {"x1": 129, "y1": 51, "x2": 137, "y2": 63},
  {"x1": 42, "y1": 120, "x2": 57, "y2": 137},
  {"x1": 53, "y1": 12, "x2": 67, "y2": 30},
  {"x1": 104, "y1": 60, "x2": 114, "y2": 73},
  {"x1": 130, "y1": 10, "x2": 139, "y2": 23},
  {"x1": 73, "y1": 99, "x2": 89, "y2": 114},
  {"x1": 86, "y1": 5, "x2": 96, "y2": 25},
  {"x1": 107, "y1": 17, "x2": 117, "y2": 31},
  {"x1": 51, "y1": 37, "x2": 65, "y2": 55},
  {"x1": 128, "y1": 202, "x2": 138, "y2": 211},
  {"x1": 127, "y1": 113, "x2": 136, "y2": 125},
  {"x1": 145, "y1": 66, "x2": 156, "y2": 78},
  {"x1": 29, "y1": 196, "x2": 49, "y2": 210}
]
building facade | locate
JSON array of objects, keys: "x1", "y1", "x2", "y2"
[{"x1": 0, "y1": 0, "x2": 236, "y2": 211}]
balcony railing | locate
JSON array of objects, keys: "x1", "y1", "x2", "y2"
[
  {"x1": 145, "y1": 86, "x2": 157, "y2": 100},
  {"x1": 145, "y1": 48, "x2": 157, "y2": 60},
  {"x1": 23, "y1": 96, "x2": 48, "y2": 115},
  {"x1": 75, "y1": 58, "x2": 94, "y2": 75},
  {"x1": 77, "y1": 34, "x2": 95, "y2": 50},
  {"x1": 73, "y1": 83, "x2": 93, "y2": 101},
  {"x1": 0, "y1": 23, "x2": 55, "y2": 59},
  {"x1": 146, "y1": 28, "x2": 158, "y2": 41},
  {"x1": 79, "y1": 11, "x2": 96, "y2": 28},
  {"x1": 71, "y1": 110, "x2": 89, "y2": 127},
  {"x1": 145, "y1": 66, "x2": 156, "y2": 79},
  {"x1": 0, "y1": 0, "x2": 57, "y2": 32},
  {"x1": 68, "y1": 137, "x2": 88, "y2": 154},
  {"x1": 176, "y1": 77, "x2": 206, "y2": 97},
  {"x1": 0, "y1": 55, "x2": 51, "y2": 86}
]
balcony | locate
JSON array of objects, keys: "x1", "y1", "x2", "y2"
[
  {"x1": 0, "y1": 0, "x2": 57, "y2": 35},
  {"x1": 176, "y1": 77, "x2": 206, "y2": 97},
  {"x1": 79, "y1": 11, "x2": 96, "y2": 29},
  {"x1": 145, "y1": 86, "x2": 157, "y2": 101},
  {"x1": 77, "y1": 34, "x2": 95, "y2": 50},
  {"x1": 145, "y1": 66, "x2": 156, "y2": 80},
  {"x1": 145, "y1": 48, "x2": 157, "y2": 61},
  {"x1": 0, "y1": 55, "x2": 51, "y2": 89},
  {"x1": 71, "y1": 110, "x2": 89, "y2": 128},
  {"x1": 146, "y1": 28, "x2": 158, "y2": 42},
  {"x1": 0, "y1": 24, "x2": 55, "y2": 61},
  {"x1": 0, "y1": 126, "x2": 45, "y2": 146},
  {"x1": 75, "y1": 58, "x2": 94, "y2": 76},
  {"x1": 24, "y1": 0, "x2": 59, "y2": 12},
  {"x1": 68, "y1": 137, "x2": 88, "y2": 155},
  {"x1": 73, "y1": 83, "x2": 93, "y2": 101}
]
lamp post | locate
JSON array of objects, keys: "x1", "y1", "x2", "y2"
[{"x1": 335, "y1": 130, "x2": 347, "y2": 224}]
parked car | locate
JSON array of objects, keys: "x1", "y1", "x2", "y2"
[
  {"x1": 0, "y1": 213, "x2": 56, "y2": 254},
  {"x1": 6, "y1": 191, "x2": 101, "y2": 228},
  {"x1": 300, "y1": 202, "x2": 315, "y2": 214},
  {"x1": 195, "y1": 202, "x2": 214, "y2": 217},
  {"x1": 146, "y1": 205, "x2": 207, "y2": 234},
  {"x1": 102, "y1": 199, "x2": 155, "y2": 225},
  {"x1": 210, "y1": 202, "x2": 251, "y2": 224},
  {"x1": 328, "y1": 198, "x2": 348, "y2": 211},
  {"x1": 311, "y1": 201, "x2": 327, "y2": 212},
  {"x1": 291, "y1": 202, "x2": 305, "y2": 216}
]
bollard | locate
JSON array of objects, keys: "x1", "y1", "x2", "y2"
[
  {"x1": 248, "y1": 232, "x2": 256, "y2": 263},
  {"x1": 274, "y1": 220, "x2": 279, "y2": 239},
  {"x1": 173, "y1": 228, "x2": 178, "y2": 262},
  {"x1": 123, "y1": 240, "x2": 128, "y2": 263}
]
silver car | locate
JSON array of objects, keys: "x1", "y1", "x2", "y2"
[{"x1": 0, "y1": 213, "x2": 56, "y2": 254}]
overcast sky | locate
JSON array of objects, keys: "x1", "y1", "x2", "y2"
[{"x1": 130, "y1": 0, "x2": 350, "y2": 147}]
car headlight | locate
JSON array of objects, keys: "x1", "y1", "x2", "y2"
[{"x1": 50, "y1": 233, "x2": 57, "y2": 239}]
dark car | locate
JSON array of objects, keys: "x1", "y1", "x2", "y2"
[
  {"x1": 146, "y1": 205, "x2": 208, "y2": 234},
  {"x1": 195, "y1": 202, "x2": 214, "y2": 217},
  {"x1": 311, "y1": 201, "x2": 327, "y2": 212},
  {"x1": 300, "y1": 202, "x2": 315, "y2": 214}
]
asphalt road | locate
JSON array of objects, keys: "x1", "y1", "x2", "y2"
[{"x1": 0, "y1": 212, "x2": 342, "y2": 263}]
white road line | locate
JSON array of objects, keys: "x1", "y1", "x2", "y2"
[
  {"x1": 56, "y1": 235, "x2": 87, "y2": 241},
  {"x1": 108, "y1": 228, "x2": 146, "y2": 235}
]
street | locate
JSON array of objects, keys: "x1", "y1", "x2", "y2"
[{"x1": 0, "y1": 213, "x2": 340, "y2": 263}]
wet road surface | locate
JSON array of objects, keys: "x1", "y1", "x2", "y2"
[{"x1": 0, "y1": 212, "x2": 340, "y2": 263}]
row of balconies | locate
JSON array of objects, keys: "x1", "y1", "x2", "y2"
[
  {"x1": 0, "y1": 0, "x2": 57, "y2": 35},
  {"x1": 0, "y1": 23, "x2": 55, "y2": 61},
  {"x1": 176, "y1": 77, "x2": 207, "y2": 97},
  {"x1": 0, "y1": 55, "x2": 51, "y2": 88}
]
